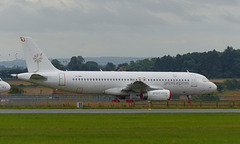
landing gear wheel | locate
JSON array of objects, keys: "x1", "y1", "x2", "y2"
[
  {"x1": 126, "y1": 99, "x2": 134, "y2": 103},
  {"x1": 187, "y1": 95, "x2": 192, "y2": 104},
  {"x1": 112, "y1": 97, "x2": 120, "y2": 102}
]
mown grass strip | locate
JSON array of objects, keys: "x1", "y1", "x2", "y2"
[{"x1": 0, "y1": 113, "x2": 239, "y2": 144}]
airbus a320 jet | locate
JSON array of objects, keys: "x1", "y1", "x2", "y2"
[{"x1": 12, "y1": 37, "x2": 217, "y2": 101}]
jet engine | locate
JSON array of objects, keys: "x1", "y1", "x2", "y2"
[{"x1": 147, "y1": 90, "x2": 171, "y2": 100}]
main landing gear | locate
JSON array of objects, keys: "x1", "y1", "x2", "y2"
[
  {"x1": 187, "y1": 95, "x2": 192, "y2": 104},
  {"x1": 112, "y1": 97, "x2": 120, "y2": 102},
  {"x1": 112, "y1": 93, "x2": 144, "y2": 103},
  {"x1": 126, "y1": 99, "x2": 134, "y2": 103},
  {"x1": 126, "y1": 93, "x2": 143, "y2": 103}
]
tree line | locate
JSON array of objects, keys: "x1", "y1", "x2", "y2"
[
  {"x1": 119, "y1": 46, "x2": 240, "y2": 78},
  {"x1": 1, "y1": 46, "x2": 240, "y2": 79},
  {"x1": 53, "y1": 46, "x2": 240, "y2": 79}
]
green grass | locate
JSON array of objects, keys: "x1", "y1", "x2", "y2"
[
  {"x1": 1, "y1": 106, "x2": 240, "y2": 109},
  {"x1": 0, "y1": 113, "x2": 240, "y2": 144}
]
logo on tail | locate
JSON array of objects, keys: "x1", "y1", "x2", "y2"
[
  {"x1": 20, "y1": 37, "x2": 25, "y2": 42},
  {"x1": 33, "y1": 53, "x2": 43, "y2": 72}
]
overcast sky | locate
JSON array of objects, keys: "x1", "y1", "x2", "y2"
[{"x1": 0, "y1": 0, "x2": 240, "y2": 61}]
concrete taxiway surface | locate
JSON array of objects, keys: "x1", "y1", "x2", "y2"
[{"x1": 0, "y1": 109, "x2": 240, "y2": 113}]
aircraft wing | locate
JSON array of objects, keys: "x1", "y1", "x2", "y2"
[{"x1": 122, "y1": 81, "x2": 163, "y2": 93}]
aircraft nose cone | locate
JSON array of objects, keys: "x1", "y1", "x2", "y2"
[
  {"x1": 6, "y1": 83, "x2": 11, "y2": 91},
  {"x1": 209, "y1": 82, "x2": 217, "y2": 92},
  {"x1": 1, "y1": 82, "x2": 11, "y2": 92},
  {"x1": 213, "y1": 83, "x2": 217, "y2": 91},
  {"x1": 2, "y1": 82, "x2": 11, "y2": 92}
]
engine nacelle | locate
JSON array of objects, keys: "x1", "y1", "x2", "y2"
[
  {"x1": 147, "y1": 90, "x2": 171, "y2": 100},
  {"x1": 104, "y1": 87, "x2": 129, "y2": 96}
]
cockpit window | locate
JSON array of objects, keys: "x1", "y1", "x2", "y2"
[{"x1": 202, "y1": 78, "x2": 209, "y2": 82}]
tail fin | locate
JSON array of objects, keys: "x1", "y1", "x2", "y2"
[{"x1": 20, "y1": 37, "x2": 58, "y2": 73}]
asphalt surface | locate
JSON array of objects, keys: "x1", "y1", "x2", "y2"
[{"x1": 0, "y1": 109, "x2": 240, "y2": 113}]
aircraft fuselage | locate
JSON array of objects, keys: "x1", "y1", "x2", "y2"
[{"x1": 17, "y1": 71, "x2": 216, "y2": 95}]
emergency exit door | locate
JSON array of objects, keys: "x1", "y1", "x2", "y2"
[{"x1": 59, "y1": 73, "x2": 66, "y2": 86}]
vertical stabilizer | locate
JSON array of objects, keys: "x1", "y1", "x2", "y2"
[{"x1": 20, "y1": 37, "x2": 58, "y2": 73}]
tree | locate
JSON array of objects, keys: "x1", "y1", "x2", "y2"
[
  {"x1": 116, "y1": 63, "x2": 128, "y2": 71},
  {"x1": 67, "y1": 56, "x2": 85, "y2": 71},
  {"x1": 221, "y1": 46, "x2": 239, "y2": 78},
  {"x1": 0, "y1": 68, "x2": 27, "y2": 78},
  {"x1": 51, "y1": 59, "x2": 66, "y2": 71},
  {"x1": 85, "y1": 61, "x2": 99, "y2": 71},
  {"x1": 104, "y1": 62, "x2": 115, "y2": 71},
  {"x1": 121, "y1": 59, "x2": 154, "y2": 71},
  {"x1": 159, "y1": 55, "x2": 175, "y2": 71},
  {"x1": 8, "y1": 85, "x2": 24, "y2": 94},
  {"x1": 224, "y1": 79, "x2": 240, "y2": 90},
  {"x1": 200, "y1": 50, "x2": 222, "y2": 78},
  {"x1": 216, "y1": 83, "x2": 225, "y2": 93}
]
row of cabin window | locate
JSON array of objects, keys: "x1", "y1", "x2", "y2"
[{"x1": 72, "y1": 78, "x2": 190, "y2": 82}]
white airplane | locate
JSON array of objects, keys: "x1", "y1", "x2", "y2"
[
  {"x1": 12, "y1": 37, "x2": 217, "y2": 101},
  {"x1": 0, "y1": 78, "x2": 11, "y2": 93}
]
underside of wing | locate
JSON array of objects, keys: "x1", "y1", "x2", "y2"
[{"x1": 122, "y1": 81, "x2": 162, "y2": 93}]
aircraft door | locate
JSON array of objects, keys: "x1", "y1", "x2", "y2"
[
  {"x1": 190, "y1": 74, "x2": 197, "y2": 87},
  {"x1": 59, "y1": 73, "x2": 66, "y2": 86}
]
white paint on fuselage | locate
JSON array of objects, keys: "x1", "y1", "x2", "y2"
[{"x1": 17, "y1": 71, "x2": 217, "y2": 95}]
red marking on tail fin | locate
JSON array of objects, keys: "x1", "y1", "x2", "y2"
[{"x1": 20, "y1": 37, "x2": 25, "y2": 42}]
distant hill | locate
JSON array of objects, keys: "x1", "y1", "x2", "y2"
[
  {"x1": 0, "y1": 57, "x2": 148, "y2": 68},
  {"x1": 85, "y1": 57, "x2": 147, "y2": 66},
  {"x1": 0, "y1": 59, "x2": 26, "y2": 69}
]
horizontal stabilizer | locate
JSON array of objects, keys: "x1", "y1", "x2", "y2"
[
  {"x1": 11, "y1": 74, "x2": 17, "y2": 78},
  {"x1": 30, "y1": 74, "x2": 47, "y2": 80}
]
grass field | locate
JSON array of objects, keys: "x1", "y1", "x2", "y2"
[{"x1": 0, "y1": 113, "x2": 240, "y2": 144}]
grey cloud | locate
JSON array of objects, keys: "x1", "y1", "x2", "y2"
[
  {"x1": 0, "y1": 0, "x2": 240, "y2": 60},
  {"x1": 0, "y1": 0, "x2": 169, "y2": 33},
  {"x1": 192, "y1": 0, "x2": 239, "y2": 6}
]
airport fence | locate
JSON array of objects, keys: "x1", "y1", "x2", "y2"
[
  {"x1": 1, "y1": 94, "x2": 240, "y2": 108},
  {"x1": 0, "y1": 94, "x2": 114, "y2": 107}
]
